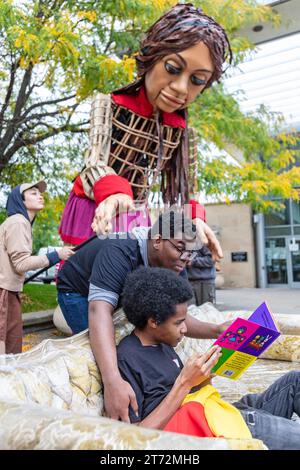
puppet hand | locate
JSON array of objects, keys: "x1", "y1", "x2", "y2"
[
  {"x1": 193, "y1": 218, "x2": 223, "y2": 261},
  {"x1": 91, "y1": 193, "x2": 135, "y2": 235}
]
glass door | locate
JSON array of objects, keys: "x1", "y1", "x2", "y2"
[
  {"x1": 287, "y1": 237, "x2": 300, "y2": 288},
  {"x1": 265, "y1": 238, "x2": 288, "y2": 285}
]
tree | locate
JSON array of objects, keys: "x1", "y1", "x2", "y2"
[
  {"x1": 31, "y1": 194, "x2": 67, "y2": 253},
  {"x1": 0, "y1": 0, "x2": 169, "y2": 187},
  {"x1": 0, "y1": 0, "x2": 299, "y2": 212},
  {"x1": 190, "y1": 85, "x2": 300, "y2": 212},
  {"x1": 188, "y1": 0, "x2": 300, "y2": 212}
]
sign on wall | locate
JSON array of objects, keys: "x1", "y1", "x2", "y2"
[{"x1": 231, "y1": 252, "x2": 248, "y2": 262}]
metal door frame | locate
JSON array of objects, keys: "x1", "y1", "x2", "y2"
[{"x1": 286, "y1": 236, "x2": 300, "y2": 288}]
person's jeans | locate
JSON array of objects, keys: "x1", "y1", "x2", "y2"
[
  {"x1": 57, "y1": 291, "x2": 89, "y2": 334},
  {"x1": 234, "y1": 371, "x2": 300, "y2": 449}
]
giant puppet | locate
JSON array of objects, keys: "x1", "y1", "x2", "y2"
[{"x1": 59, "y1": 3, "x2": 232, "y2": 257}]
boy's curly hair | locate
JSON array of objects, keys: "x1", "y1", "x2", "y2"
[{"x1": 122, "y1": 267, "x2": 193, "y2": 329}]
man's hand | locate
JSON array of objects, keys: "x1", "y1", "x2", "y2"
[
  {"x1": 178, "y1": 346, "x2": 222, "y2": 390},
  {"x1": 193, "y1": 218, "x2": 223, "y2": 262},
  {"x1": 217, "y1": 320, "x2": 233, "y2": 336},
  {"x1": 91, "y1": 193, "x2": 135, "y2": 235},
  {"x1": 104, "y1": 377, "x2": 139, "y2": 422}
]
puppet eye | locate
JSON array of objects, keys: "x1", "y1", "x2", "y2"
[
  {"x1": 165, "y1": 62, "x2": 181, "y2": 75},
  {"x1": 191, "y1": 76, "x2": 207, "y2": 86}
]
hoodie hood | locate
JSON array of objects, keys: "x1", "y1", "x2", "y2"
[
  {"x1": 131, "y1": 226, "x2": 149, "y2": 266},
  {"x1": 6, "y1": 185, "x2": 31, "y2": 223}
]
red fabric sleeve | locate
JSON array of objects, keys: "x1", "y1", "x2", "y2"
[
  {"x1": 72, "y1": 175, "x2": 86, "y2": 198},
  {"x1": 189, "y1": 199, "x2": 206, "y2": 222},
  {"x1": 93, "y1": 174, "x2": 133, "y2": 205}
]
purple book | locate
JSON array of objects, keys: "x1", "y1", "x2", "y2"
[
  {"x1": 211, "y1": 302, "x2": 281, "y2": 380},
  {"x1": 248, "y1": 302, "x2": 278, "y2": 331}
]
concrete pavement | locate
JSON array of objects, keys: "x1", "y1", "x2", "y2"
[{"x1": 216, "y1": 288, "x2": 300, "y2": 315}]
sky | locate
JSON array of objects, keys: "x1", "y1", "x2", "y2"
[{"x1": 224, "y1": 32, "x2": 300, "y2": 132}]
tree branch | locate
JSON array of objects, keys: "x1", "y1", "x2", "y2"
[
  {"x1": 104, "y1": 16, "x2": 116, "y2": 54},
  {"x1": 0, "y1": 63, "x2": 34, "y2": 157},
  {"x1": 22, "y1": 94, "x2": 77, "y2": 118},
  {"x1": 1, "y1": 120, "x2": 88, "y2": 169},
  {"x1": 0, "y1": 60, "x2": 19, "y2": 134}
]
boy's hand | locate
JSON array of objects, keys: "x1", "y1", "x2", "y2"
[
  {"x1": 179, "y1": 346, "x2": 222, "y2": 390},
  {"x1": 198, "y1": 374, "x2": 216, "y2": 388}
]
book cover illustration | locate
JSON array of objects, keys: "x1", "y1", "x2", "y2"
[{"x1": 211, "y1": 302, "x2": 281, "y2": 380}]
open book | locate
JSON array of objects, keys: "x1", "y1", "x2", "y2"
[{"x1": 211, "y1": 302, "x2": 281, "y2": 380}]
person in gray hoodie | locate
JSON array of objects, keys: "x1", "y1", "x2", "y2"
[
  {"x1": 0, "y1": 181, "x2": 74, "y2": 354},
  {"x1": 187, "y1": 203, "x2": 216, "y2": 306}
]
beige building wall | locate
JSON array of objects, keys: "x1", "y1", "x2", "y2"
[{"x1": 206, "y1": 203, "x2": 256, "y2": 288}]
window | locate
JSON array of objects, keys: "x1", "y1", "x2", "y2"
[
  {"x1": 291, "y1": 200, "x2": 300, "y2": 225},
  {"x1": 265, "y1": 238, "x2": 287, "y2": 284},
  {"x1": 265, "y1": 200, "x2": 290, "y2": 226}
]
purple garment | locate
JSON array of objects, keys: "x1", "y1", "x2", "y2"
[
  {"x1": 59, "y1": 191, "x2": 96, "y2": 244},
  {"x1": 59, "y1": 191, "x2": 151, "y2": 244}
]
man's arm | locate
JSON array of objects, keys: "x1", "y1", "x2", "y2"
[
  {"x1": 88, "y1": 300, "x2": 138, "y2": 421},
  {"x1": 185, "y1": 313, "x2": 231, "y2": 339},
  {"x1": 139, "y1": 347, "x2": 221, "y2": 429}
]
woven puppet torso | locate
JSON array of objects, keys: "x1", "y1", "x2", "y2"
[{"x1": 80, "y1": 89, "x2": 197, "y2": 205}]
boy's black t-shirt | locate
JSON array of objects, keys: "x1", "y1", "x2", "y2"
[
  {"x1": 57, "y1": 235, "x2": 144, "y2": 303},
  {"x1": 117, "y1": 332, "x2": 184, "y2": 423}
]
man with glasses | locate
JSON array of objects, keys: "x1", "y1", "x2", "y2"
[{"x1": 57, "y1": 210, "x2": 229, "y2": 422}]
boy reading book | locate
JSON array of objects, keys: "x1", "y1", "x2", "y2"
[{"x1": 117, "y1": 267, "x2": 300, "y2": 450}]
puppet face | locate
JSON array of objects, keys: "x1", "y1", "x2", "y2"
[{"x1": 144, "y1": 42, "x2": 214, "y2": 113}]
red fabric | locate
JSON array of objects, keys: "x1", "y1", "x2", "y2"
[
  {"x1": 112, "y1": 86, "x2": 186, "y2": 129},
  {"x1": 72, "y1": 176, "x2": 86, "y2": 198},
  {"x1": 59, "y1": 232, "x2": 88, "y2": 245},
  {"x1": 164, "y1": 402, "x2": 215, "y2": 437},
  {"x1": 93, "y1": 174, "x2": 133, "y2": 206},
  {"x1": 189, "y1": 199, "x2": 206, "y2": 222}
]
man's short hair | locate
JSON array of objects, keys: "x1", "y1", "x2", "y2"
[
  {"x1": 149, "y1": 209, "x2": 196, "y2": 241},
  {"x1": 122, "y1": 267, "x2": 193, "y2": 329}
]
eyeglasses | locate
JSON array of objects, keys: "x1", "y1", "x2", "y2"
[{"x1": 166, "y1": 239, "x2": 198, "y2": 262}]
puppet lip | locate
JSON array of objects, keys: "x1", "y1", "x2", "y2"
[{"x1": 160, "y1": 90, "x2": 185, "y2": 106}]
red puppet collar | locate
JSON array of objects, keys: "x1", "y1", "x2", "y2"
[{"x1": 112, "y1": 86, "x2": 186, "y2": 129}]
